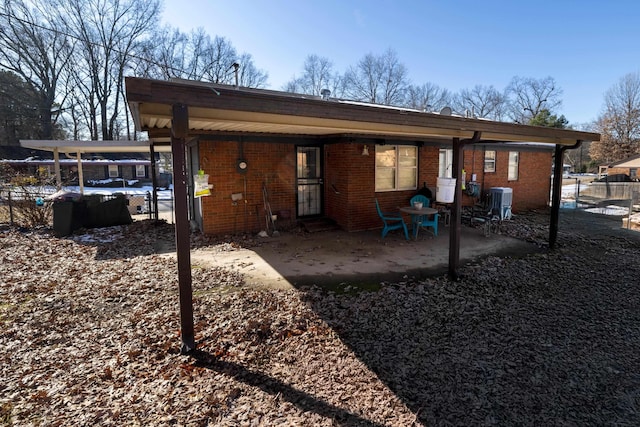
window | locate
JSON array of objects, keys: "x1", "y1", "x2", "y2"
[
  {"x1": 136, "y1": 165, "x2": 146, "y2": 178},
  {"x1": 630, "y1": 168, "x2": 637, "y2": 179},
  {"x1": 438, "y1": 149, "x2": 453, "y2": 178},
  {"x1": 108, "y1": 165, "x2": 119, "y2": 178},
  {"x1": 375, "y1": 145, "x2": 417, "y2": 191},
  {"x1": 508, "y1": 151, "x2": 519, "y2": 181},
  {"x1": 484, "y1": 150, "x2": 496, "y2": 173}
]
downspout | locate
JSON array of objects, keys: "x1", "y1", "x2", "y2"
[
  {"x1": 549, "y1": 140, "x2": 582, "y2": 249},
  {"x1": 449, "y1": 131, "x2": 481, "y2": 280}
]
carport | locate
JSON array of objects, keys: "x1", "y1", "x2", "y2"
[
  {"x1": 124, "y1": 77, "x2": 600, "y2": 352},
  {"x1": 19, "y1": 139, "x2": 172, "y2": 220}
]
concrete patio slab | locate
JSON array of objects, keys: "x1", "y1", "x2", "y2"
[{"x1": 189, "y1": 224, "x2": 540, "y2": 289}]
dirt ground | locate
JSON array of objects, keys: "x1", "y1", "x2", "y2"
[{"x1": 3, "y1": 208, "x2": 640, "y2": 426}]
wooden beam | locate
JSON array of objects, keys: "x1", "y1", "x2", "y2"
[{"x1": 171, "y1": 103, "x2": 195, "y2": 354}]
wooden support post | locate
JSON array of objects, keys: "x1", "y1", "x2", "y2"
[
  {"x1": 76, "y1": 154, "x2": 84, "y2": 194},
  {"x1": 448, "y1": 132, "x2": 481, "y2": 280},
  {"x1": 171, "y1": 103, "x2": 195, "y2": 354},
  {"x1": 448, "y1": 137, "x2": 464, "y2": 280},
  {"x1": 149, "y1": 142, "x2": 159, "y2": 221},
  {"x1": 53, "y1": 148, "x2": 62, "y2": 191},
  {"x1": 549, "y1": 141, "x2": 581, "y2": 250},
  {"x1": 549, "y1": 145, "x2": 563, "y2": 249}
]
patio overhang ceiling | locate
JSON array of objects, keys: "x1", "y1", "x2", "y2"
[{"x1": 125, "y1": 77, "x2": 600, "y2": 146}]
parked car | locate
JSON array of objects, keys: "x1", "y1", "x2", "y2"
[{"x1": 156, "y1": 172, "x2": 172, "y2": 190}]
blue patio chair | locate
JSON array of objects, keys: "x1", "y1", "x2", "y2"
[
  {"x1": 375, "y1": 199, "x2": 409, "y2": 240},
  {"x1": 409, "y1": 195, "x2": 439, "y2": 237}
]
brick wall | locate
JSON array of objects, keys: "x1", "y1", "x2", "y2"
[
  {"x1": 82, "y1": 164, "x2": 149, "y2": 182},
  {"x1": 464, "y1": 148, "x2": 552, "y2": 212},
  {"x1": 508, "y1": 150, "x2": 552, "y2": 211},
  {"x1": 198, "y1": 140, "x2": 296, "y2": 235},
  {"x1": 325, "y1": 143, "x2": 441, "y2": 232},
  {"x1": 607, "y1": 167, "x2": 632, "y2": 176},
  {"x1": 198, "y1": 139, "x2": 553, "y2": 235}
]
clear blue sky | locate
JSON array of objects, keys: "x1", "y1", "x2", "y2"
[{"x1": 161, "y1": 0, "x2": 639, "y2": 127}]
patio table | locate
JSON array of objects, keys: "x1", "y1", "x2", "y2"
[{"x1": 399, "y1": 206, "x2": 439, "y2": 240}]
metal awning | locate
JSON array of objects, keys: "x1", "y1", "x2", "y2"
[
  {"x1": 19, "y1": 139, "x2": 169, "y2": 211},
  {"x1": 126, "y1": 77, "x2": 598, "y2": 146},
  {"x1": 124, "y1": 76, "x2": 601, "y2": 353},
  {"x1": 20, "y1": 139, "x2": 171, "y2": 154}
]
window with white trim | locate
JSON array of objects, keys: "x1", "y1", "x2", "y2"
[
  {"x1": 484, "y1": 150, "x2": 496, "y2": 173},
  {"x1": 136, "y1": 164, "x2": 146, "y2": 178},
  {"x1": 438, "y1": 149, "x2": 453, "y2": 178},
  {"x1": 508, "y1": 151, "x2": 519, "y2": 181},
  {"x1": 108, "y1": 165, "x2": 119, "y2": 178},
  {"x1": 375, "y1": 145, "x2": 417, "y2": 191}
]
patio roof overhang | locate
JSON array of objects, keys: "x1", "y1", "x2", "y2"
[
  {"x1": 18, "y1": 139, "x2": 170, "y2": 208},
  {"x1": 20, "y1": 139, "x2": 172, "y2": 154},
  {"x1": 124, "y1": 76, "x2": 602, "y2": 354},
  {"x1": 125, "y1": 77, "x2": 599, "y2": 147}
]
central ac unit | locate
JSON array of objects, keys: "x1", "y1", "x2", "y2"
[{"x1": 490, "y1": 187, "x2": 512, "y2": 220}]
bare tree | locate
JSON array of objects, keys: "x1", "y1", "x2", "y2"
[
  {"x1": 506, "y1": 76, "x2": 563, "y2": 124},
  {"x1": 565, "y1": 140, "x2": 592, "y2": 173},
  {"x1": 56, "y1": 0, "x2": 160, "y2": 140},
  {"x1": 135, "y1": 26, "x2": 189, "y2": 80},
  {"x1": 283, "y1": 54, "x2": 339, "y2": 96},
  {"x1": 208, "y1": 38, "x2": 235, "y2": 82},
  {"x1": 589, "y1": 73, "x2": 640, "y2": 164},
  {"x1": 452, "y1": 84, "x2": 508, "y2": 120},
  {"x1": 343, "y1": 48, "x2": 409, "y2": 106},
  {"x1": 137, "y1": 27, "x2": 267, "y2": 88},
  {"x1": 589, "y1": 116, "x2": 629, "y2": 165},
  {"x1": 0, "y1": 0, "x2": 73, "y2": 139},
  {"x1": 234, "y1": 53, "x2": 268, "y2": 88},
  {"x1": 404, "y1": 82, "x2": 451, "y2": 112}
]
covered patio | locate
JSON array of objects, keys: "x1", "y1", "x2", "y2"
[
  {"x1": 190, "y1": 219, "x2": 543, "y2": 290},
  {"x1": 124, "y1": 76, "x2": 600, "y2": 352}
]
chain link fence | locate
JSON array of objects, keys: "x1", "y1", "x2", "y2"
[
  {"x1": 561, "y1": 177, "x2": 640, "y2": 230},
  {"x1": 0, "y1": 189, "x2": 162, "y2": 229}
]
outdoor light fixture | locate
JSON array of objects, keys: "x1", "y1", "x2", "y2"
[{"x1": 362, "y1": 145, "x2": 369, "y2": 156}]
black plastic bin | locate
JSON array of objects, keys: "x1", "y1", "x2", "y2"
[
  {"x1": 53, "y1": 200, "x2": 88, "y2": 237},
  {"x1": 52, "y1": 195, "x2": 132, "y2": 237}
]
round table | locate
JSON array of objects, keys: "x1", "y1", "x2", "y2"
[{"x1": 399, "y1": 206, "x2": 439, "y2": 239}]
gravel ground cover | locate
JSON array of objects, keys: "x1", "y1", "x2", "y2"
[{"x1": 1, "y1": 210, "x2": 640, "y2": 426}]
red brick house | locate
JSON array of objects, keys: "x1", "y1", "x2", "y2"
[
  {"x1": 125, "y1": 78, "x2": 599, "y2": 237},
  {"x1": 193, "y1": 139, "x2": 555, "y2": 235},
  {"x1": 603, "y1": 154, "x2": 640, "y2": 180},
  {"x1": 125, "y1": 77, "x2": 600, "y2": 351}
]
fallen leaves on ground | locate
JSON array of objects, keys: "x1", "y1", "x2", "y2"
[{"x1": 2, "y1": 211, "x2": 640, "y2": 426}]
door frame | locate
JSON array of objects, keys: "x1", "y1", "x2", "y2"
[{"x1": 296, "y1": 145, "x2": 324, "y2": 218}]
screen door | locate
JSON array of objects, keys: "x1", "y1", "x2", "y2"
[{"x1": 296, "y1": 146, "x2": 323, "y2": 217}]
